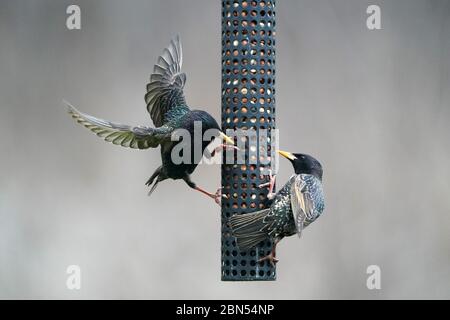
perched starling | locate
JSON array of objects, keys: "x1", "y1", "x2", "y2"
[
  {"x1": 65, "y1": 36, "x2": 235, "y2": 203},
  {"x1": 229, "y1": 150, "x2": 325, "y2": 265}
]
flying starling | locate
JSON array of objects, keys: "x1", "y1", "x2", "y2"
[
  {"x1": 229, "y1": 150, "x2": 325, "y2": 265},
  {"x1": 65, "y1": 36, "x2": 235, "y2": 204}
]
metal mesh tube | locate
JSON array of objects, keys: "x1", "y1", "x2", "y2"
[{"x1": 221, "y1": 0, "x2": 277, "y2": 281}]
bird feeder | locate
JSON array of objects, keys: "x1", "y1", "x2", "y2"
[{"x1": 221, "y1": 0, "x2": 277, "y2": 281}]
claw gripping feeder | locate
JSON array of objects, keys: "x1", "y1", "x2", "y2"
[{"x1": 221, "y1": 0, "x2": 277, "y2": 281}]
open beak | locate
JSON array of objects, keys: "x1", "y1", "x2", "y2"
[
  {"x1": 277, "y1": 150, "x2": 297, "y2": 161},
  {"x1": 219, "y1": 131, "x2": 235, "y2": 145}
]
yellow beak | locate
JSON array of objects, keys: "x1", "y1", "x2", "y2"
[
  {"x1": 219, "y1": 131, "x2": 235, "y2": 145},
  {"x1": 277, "y1": 150, "x2": 297, "y2": 161}
]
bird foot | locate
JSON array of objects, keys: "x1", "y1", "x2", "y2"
[
  {"x1": 258, "y1": 169, "x2": 276, "y2": 196},
  {"x1": 258, "y1": 252, "x2": 279, "y2": 267},
  {"x1": 267, "y1": 192, "x2": 276, "y2": 200},
  {"x1": 213, "y1": 188, "x2": 228, "y2": 206},
  {"x1": 222, "y1": 144, "x2": 240, "y2": 151},
  {"x1": 193, "y1": 185, "x2": 227, "y2": 206},
  {"x1": 211, "y1": 144, "x2": 240, "y2": 157}
]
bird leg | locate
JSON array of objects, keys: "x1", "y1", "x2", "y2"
[
  {"x1": 184, "y1": 175, "x2": 228, "y2": 206},
  {"x1": 258, "y1": 169, "x2": 277, "y2": 200},
  {"x1": 210, "y1": 144, "x2": 240, "y2": 157},
  {"x1": 258, "y1": 238, "x2": 281, "y2": 267},
  {"x1": 193, "y1": 186, "x2": 228, "y2": 205}
]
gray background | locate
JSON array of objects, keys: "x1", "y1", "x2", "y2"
[{"x1": 0, "y1": 0, "x2": 449, "y2": 299}]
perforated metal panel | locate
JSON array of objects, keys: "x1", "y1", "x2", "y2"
[{"x1": 221, "y1": 0, "x2": 277, "y2": 281}]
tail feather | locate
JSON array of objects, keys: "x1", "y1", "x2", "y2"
[
  {"x1": 146, "y1": 166, "x2": 164, "y2": 196},
  {"x1": 148, "y1": 180, "x2": 160, "y2": 196},
  {"x1": 229, "y1": 209, "x2": 270, "y2": 251}
]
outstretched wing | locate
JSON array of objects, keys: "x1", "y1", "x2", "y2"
[
  {"x1": 290, "y1": 175, "x2": 321, "y2": 238},
  {"x1": 65, "y1": 101, "x2": 173, "y2": 150},
  {"x1": 145, "y1": 36, "x2": 188, "y2": 127}
]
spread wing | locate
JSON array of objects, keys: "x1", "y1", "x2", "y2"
[
  {"x1": 145, "y1": 36, "x2": 188, "y2": 127},
  {"x1": 65, "y1": 101, "x2": 173, "y2": 150},
  {"x1": 290, "y1": 175, "x2": 318, "y2": 238}
]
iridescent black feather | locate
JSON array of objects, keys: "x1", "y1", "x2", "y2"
[
  {"x1": 65, "y1": 37, "x2": 224, "y2": 195},
  {"x1": 229, "y1": 153, "x2": 325, "y2": 251}
]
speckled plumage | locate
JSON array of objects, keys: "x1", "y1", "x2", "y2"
[
  {"x1": 229, "y1": 152, "x2": 325, "y2": 257},
  {"x1": 266, "y1": 174, "x2": 324, "y2": 237}
]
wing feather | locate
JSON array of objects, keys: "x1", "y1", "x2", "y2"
[
  {"x1": 145, "y1": 36, "x2": 188, "y2": 127},
  {"x1": 290, "y1": 175, "x2": 317, "y2": 238},
  {"x1": 65, "y1": 101, "x2": 172, "y2": 150}
]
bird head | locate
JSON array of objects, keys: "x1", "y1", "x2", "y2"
[
  {"x1": 192, "y1": 110, "x2": 234, "y2": 146},
  {"x1": 277, "y1": 150, "x2": 323, "y2": 180}
]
